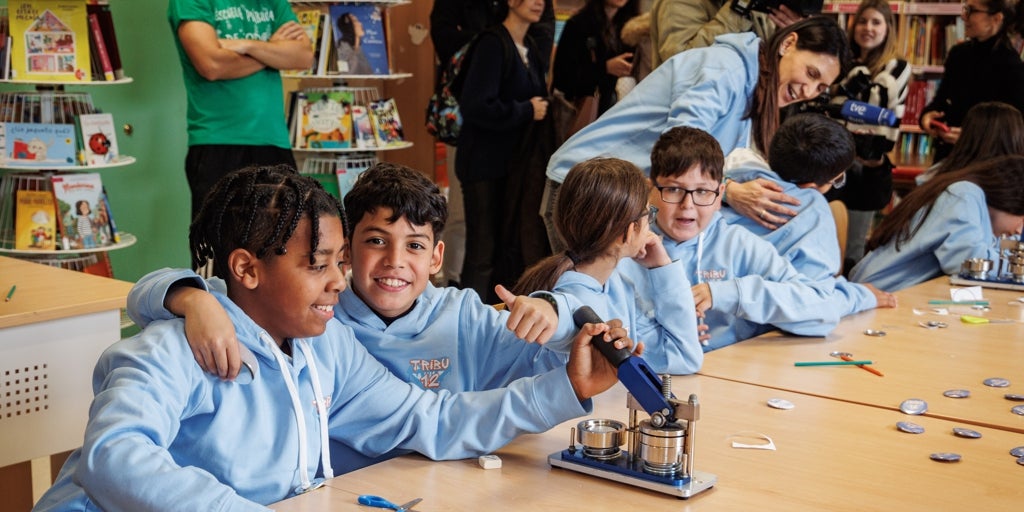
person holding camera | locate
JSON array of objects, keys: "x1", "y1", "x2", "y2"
[
  {"x1": 824, "y1": 0, "x2": 910, "y2": 270},
  {"x1": 648, "y1": 0, "x2": 807, "y2": 69},
  {"x1": 919, "y1": 0, "x2": 1024, "y2": 163}
]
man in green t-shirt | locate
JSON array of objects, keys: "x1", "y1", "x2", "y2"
[{"x1": 168, "y1": 0, "x2": 312, "y2": 223}]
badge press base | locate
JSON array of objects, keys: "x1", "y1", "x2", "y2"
[
  {"x1": 548, "y1": 308, "x2": 717, "y2": 499},
  {"x1": 949, "y1": 239, "x2": 1024, "y2": 292}
]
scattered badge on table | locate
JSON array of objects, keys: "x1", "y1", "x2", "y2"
[
  {"x1": 929, "y1": 452, "x2": 962, "y2": 463},
  {"x1": 896, "y1": 421, "x2": 925, "y2": 434},
  {"x1": 899, "y1": 398, "x2": 928, "y2": 415},
  {"x1": 952, "y1": 427, "x2": 982, "y2": 439},
  {"x1": 1011, "y1": 446, "x2": 1024, "y2": 458},
  {"x1": 863, "y1": 329, "x2": 886, "y2": 337},
  {"x1": 1004, "y1": 394, "x2": 1024, "y2": 402},
  {"x1": 984, "y1": 377, "x2": 1011, "y2": 388},
  {"x1": 766, "y1": 398, "x2": 794, "y2": 410},
  {"x1": 1017, "y1": 456, "x2": 1024, "y2": 467},
  {"x1": 943, "y1": 389, "x2": 970, "y2": 399},
  {"x1": 1012, "y1": 405, "x2": 1024, "y2": 416}
]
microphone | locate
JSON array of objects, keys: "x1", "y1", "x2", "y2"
[{"x1": 830, "y1": 99, "x2": 899, "y2": 127}]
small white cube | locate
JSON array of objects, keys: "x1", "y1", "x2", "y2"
[{"x1": 478, "y1": 454, "x2": 502, "y2": 469}]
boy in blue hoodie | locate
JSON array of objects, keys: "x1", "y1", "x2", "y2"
[
  {"x1": 720, "y1": 113, "x2": 896, "y2": 311},
  {"x1": 128, "y1": 163, "x2": 583, "y2": 472},
  {"x1": 33, "y1": 166, "x2": 628, "y2": 511},
  {"x1": 649, "y1": 127, "x2": 859, "y2": 350}
]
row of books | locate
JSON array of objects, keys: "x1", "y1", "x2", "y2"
[
  {"x1": 0, "y1": 114, "x2": 120, "y2": 167},
  {"x1": 893, "y1": 132, "x2": 935, "y2": 168},
  {"x1": 289, "y1": 89, "x2": 405, "y2": 150},
  {"x1": 900, "y1": 77, "x2": 940, "y2": 128},
  {"x1": 0, "y1": 0, "x2": 123, "y2": 82},
  {"x1": 899, "y1": 15, "x2": 964, "y2": 68},
  {"x1": 12, "y1": 172, "x2": 119, "y2": 251},
  {"x1": 287, "y1": 3, "x2": 390, "y2": 77}
]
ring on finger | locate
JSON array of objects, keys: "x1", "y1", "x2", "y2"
[{"x1": 759, "y1": 209, "x2": 767, "y2": 219}]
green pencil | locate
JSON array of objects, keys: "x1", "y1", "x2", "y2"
[
  {"x1": 4, "y1": 285, "x2": 15, "y2": 302},
  {"x1": 794, "y1": 360, "x2": 872, "y2": 367}
]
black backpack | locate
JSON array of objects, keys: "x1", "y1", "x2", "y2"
[{"x1": 425, "y1": 28, "x2": 518, "y2": 146}]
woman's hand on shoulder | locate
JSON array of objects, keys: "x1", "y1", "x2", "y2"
[{"x1": 726, "y1": 178, "x2": 800, "y2": 230}]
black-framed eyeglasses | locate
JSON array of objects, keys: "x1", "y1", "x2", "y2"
[
  {"x1": 830, "y1": 172, "x2": 847, "y2": 190},
  {"x1": 654, "y1": 185, "x2": 720, "y2": 206},
  {"x1": 962, "y1": 2, "x2": 994, "y2": 17},
  {"x1": 634, "y1": 204, "x2": 658, "y2": 225}
]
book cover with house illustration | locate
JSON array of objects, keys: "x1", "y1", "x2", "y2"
[{"x1": 10, "y1": 0, "x2": 90, "y2": 82}]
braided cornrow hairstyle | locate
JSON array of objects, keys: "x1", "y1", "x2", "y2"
[{"x1": 190, "y1": 164, "x2": 346, "y2": 279}]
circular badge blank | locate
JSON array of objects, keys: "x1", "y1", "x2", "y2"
[{"x1": 766, "y1": 398, "x2": 795, "y2": 410}]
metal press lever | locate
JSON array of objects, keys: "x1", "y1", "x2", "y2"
[{"x1": 573, "y1": 306, "x2": 678, "y2": 426}]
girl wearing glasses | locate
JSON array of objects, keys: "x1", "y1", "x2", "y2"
[
  {"x1": 514, "y1": 157, "x2": 704, "y2": 375},
  {"x1": 919, "y1": 0, "x2": 1024, "y2": 163},
  {"x1": 543, "y1": 16, "x2": 852, "y2": 251},
  {"x1": 851, "y1": 155, "x2": 1024, "y2": 291}
]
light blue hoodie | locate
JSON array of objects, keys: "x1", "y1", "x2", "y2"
[
  {"x1": 546, "y1": 32, "x2": 760, "y2": 182},
  {"x1": 657, "y1": 213, "x2": 841, "y2": 351},
  {"x1": 128, "y1": 269, "x2": 580, "y2": 474},
  {"x1": 35, "y1": 293, "x2": 587, "y2": 511},
  {"x1": 553, "y1": 259, "x2": 703, "y2": 375},
  {"x1": 721, "y1": 151, "x2": 878, "y2": 314},
  {"x1": 850, "y1": 181, "x2": 1002, "y2": 291}
]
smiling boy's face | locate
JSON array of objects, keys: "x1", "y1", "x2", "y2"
[
  {"x1": 651, "y1": 164, "x2": 723, "y2": 243},
  {"x1": 347, "y1": 206, "x2": 444, "y2": 319},
  {"x1": 241, "y1": 215, "x2": 347, "y2": 346}
]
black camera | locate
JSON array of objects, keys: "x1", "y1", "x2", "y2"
[{"x1": 731, "y1": 0, "x2": 824, "y2": 17}]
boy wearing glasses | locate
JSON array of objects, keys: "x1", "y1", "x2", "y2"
[{"x1": 649, "y1": 123, "x2": 891, "y2": 351}]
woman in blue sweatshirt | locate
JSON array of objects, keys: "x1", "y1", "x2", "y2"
[{"x1": 542, "y1": 16, "x2": 851, "y2": 249}]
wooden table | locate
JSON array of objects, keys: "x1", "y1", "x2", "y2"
[
  {"x1": 0, "y1": 256, "x2": 132, "y2": 468},
  {"x1": 699, "y1": 277, "x2": 1024, "y2": 433},
  {"x1": 273, "y1": 376, "x2": 1024, "y2": 511}
]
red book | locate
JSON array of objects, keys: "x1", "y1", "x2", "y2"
[
  {"x1": 87, "y1": 3, "x2": 124, "y2": 79},
  {"x1": 88, "y1": 13, "x2": 114, "y2": 81}
]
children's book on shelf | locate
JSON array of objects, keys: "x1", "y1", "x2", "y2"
[
  {"x1": 9, "y1": 0, "x2": 91, "y2": 82},
  {"x1": 350, "y1": 104, "x2": 375, "y2": 149},
  {"x1": 368, "y1": 97, "x2": 405, "y2": 147},
  {"x1": 100, "y1": 185, "x2": 119, "y2": 243},
  {"x1": 50, "y1": 172, "x2": 114, "y2": 250},
  {"x1": 284, "y1": 9, "x2": 322, "y2": 77},
  {"x1": 301, "y1": 89, "x2": 354, "y2": 149},
  {"x1": 4, "y1": 122, "x2": 77, "y2": 166},
  {"x1": 76, "y1": 112, "x2": 118, "y2": 165},
  {"x1": 14, "y1": 189, "x2": 57, "y2": 250},
  {"x1": 335, "y1": 156, "x2": 374, "y2": 200},
  {"x1": 329, "y1": 3, "x2": 388, "y2": 75}
]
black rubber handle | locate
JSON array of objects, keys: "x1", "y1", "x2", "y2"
[{"x1": 572, "y1": 306, "x2": 631, "y2": 368}]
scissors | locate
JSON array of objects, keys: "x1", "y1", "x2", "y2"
[{"x1": 358, "y1": 495, "x2": 422, "y2": 511}]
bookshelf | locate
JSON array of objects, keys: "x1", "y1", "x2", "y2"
[
  {"x1": 286, "y1": 1, "x2": 413, "y2": 199},
  {"x1": 0, "y1": 1, "x2": 136, "y2": 277},
  {"x1": 823, "y1": 1, "x2": 964, "y2": 185}
]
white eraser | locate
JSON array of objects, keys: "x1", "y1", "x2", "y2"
[{"x1": 478, "y1": 454, "x2": 502, "y2": 469}]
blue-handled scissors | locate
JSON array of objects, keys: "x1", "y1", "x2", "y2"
[{"x1": 358, "y1": 495, "x2": 423, "y2": 511}]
